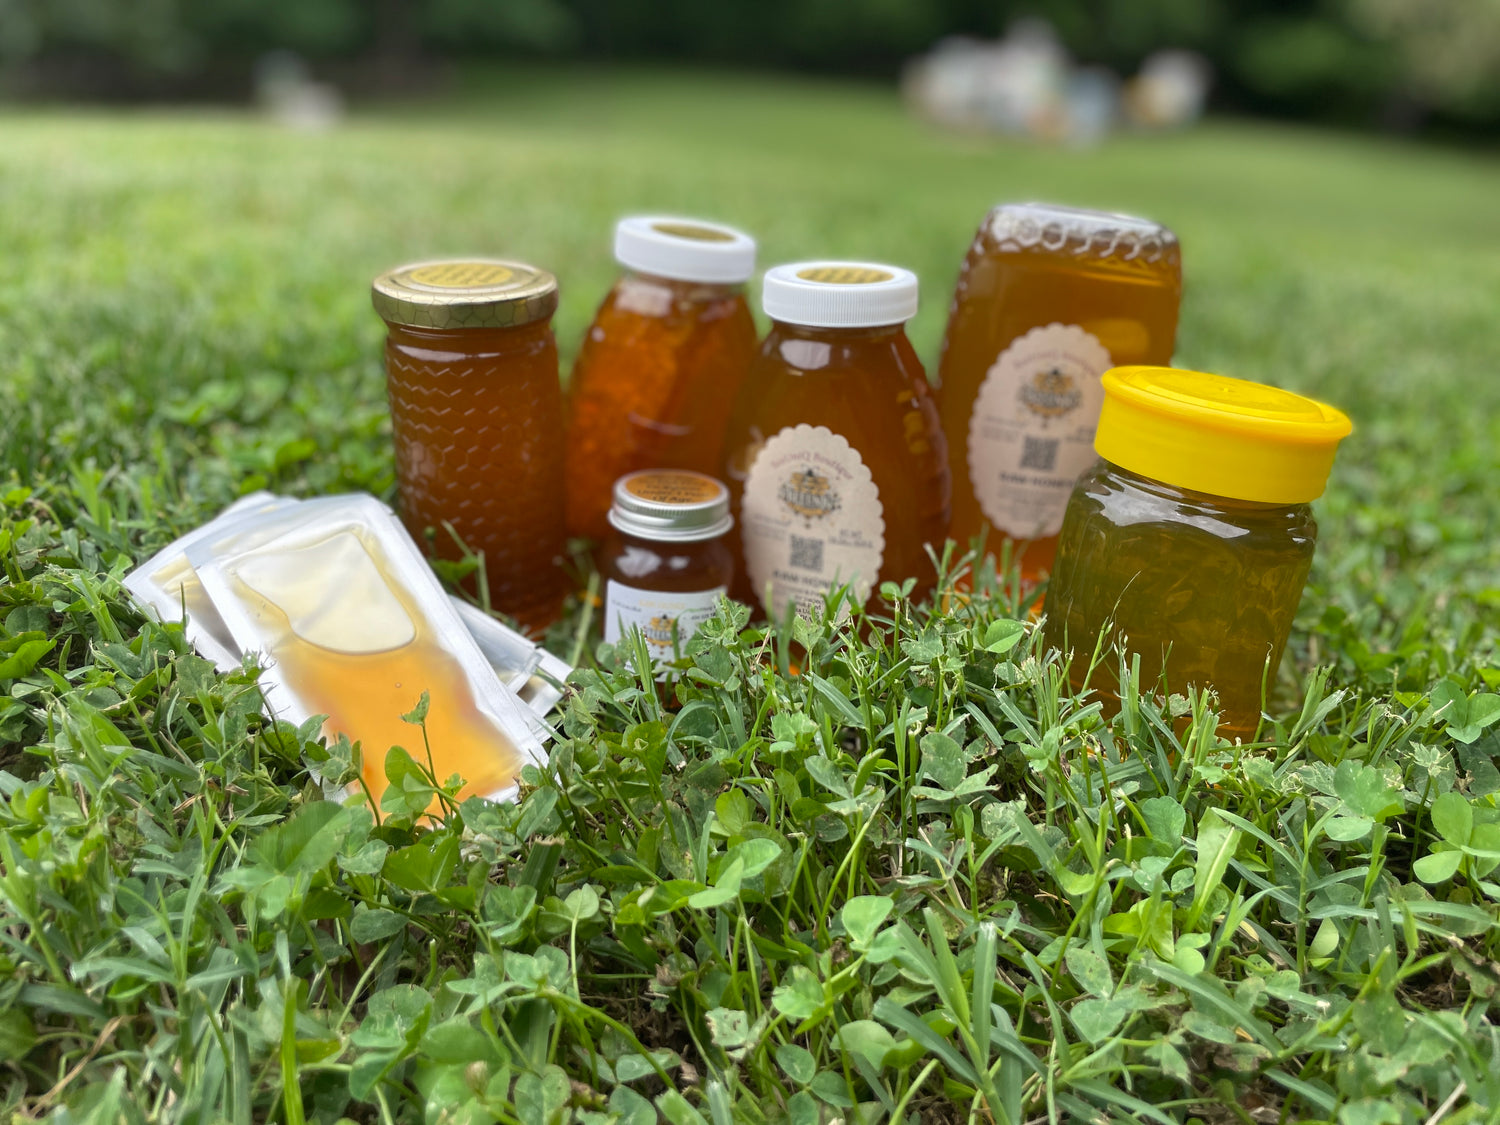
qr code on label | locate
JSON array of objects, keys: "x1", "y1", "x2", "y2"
[
  {"x1": 1020, "y1": 436, "x2": 1059, "y2": 471},
  {"x1": 789, "y1": 534, "x2": 824, "y2": 571}
]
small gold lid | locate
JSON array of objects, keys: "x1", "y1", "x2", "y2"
[{"x1": 372, "y1": 259, "x2": 559, "y2": 330}]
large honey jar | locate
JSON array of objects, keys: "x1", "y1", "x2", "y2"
[
  {"x1": 374, "y1": 259, "x2": 568, "y2": 630},
  {"x1": 937, "y1": 203, "x2": 1182, "y2": 581},
  {"x1": 566, "y1": 216, "x2": 759, "y2": 541},
  {"x1": 721, "y1": 262, "x2": 950, "y2": 620},
  {"x1": 1043, "y1": 366, "x2": 1352, "y2": 736}
]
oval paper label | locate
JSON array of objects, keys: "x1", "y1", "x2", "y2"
[
  {"x1": 741, "y1": 424, "x2": 885, "y2": 620},
  {"x1": 967, "y1": 323, "x2": 1113, "y2": 540}
]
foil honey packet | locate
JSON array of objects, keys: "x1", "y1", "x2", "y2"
[{"x1": 189, "y1": 494, "x2": 546, "y2": 806}]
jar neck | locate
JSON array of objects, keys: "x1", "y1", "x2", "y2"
[
  {"x1": 616, "y1": 527, "x2": 728, "y2": 550},
  {"x1": 384, "y1": 318, "x2": 554, "y2": 354},
  {"x1": 769, "y1": 320, "x2": 907, "y2": 344},
  {"x1": 623, "y1": 269, "x2": 744, "y2": 302},
  {"x1": 1103, "y1": 459, "x2": 1310, "y2": 515}
]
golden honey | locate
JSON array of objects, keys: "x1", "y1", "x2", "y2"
[
  {"x1": 1043, "y1": 367, "x2": 1352, "y2": 736},
  {"x1": 938, "y1": 203, "x2": 1181, "y2": 582},
  {"x1": 219, "y1": 558, "x2": 522, "y2": 810}
]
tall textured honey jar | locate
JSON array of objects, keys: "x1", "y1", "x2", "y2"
[{"x1": 374, "y1": 259, "x2": 568, "y2": 630}]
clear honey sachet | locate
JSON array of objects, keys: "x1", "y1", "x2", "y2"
[
  {"x1": 190, "y1": 494, "x2": 545, "y2": 806},
  {"x1": 123, "y1": 494, "x2": 559, "y2": 725},
  {"x1": 123, "y1": 491, "x2": 293, "y2": 668}
]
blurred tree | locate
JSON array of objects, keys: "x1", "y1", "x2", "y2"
[
  {"x1": 0, "y1": 0, "x2": 1494, "y2": 131},
  {"x1": 1350, "y1": 0, "x2": 1500, "y2": 119},
  {"x1": 423, "y1": 0, "x2": 578, "y2": 53}
]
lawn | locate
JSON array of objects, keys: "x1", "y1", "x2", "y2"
[{"x1": 2, "y1": 67, "x2": 1499, "y2": 1123}]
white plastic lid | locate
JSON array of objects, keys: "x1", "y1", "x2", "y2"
[
  {"x1": 761, "y1": 262, "x2": 919, "y2": 328},
  {"x1": 614, "y1": 216, "x2": 757, "y2": 284}
]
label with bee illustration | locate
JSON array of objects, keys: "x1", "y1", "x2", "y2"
[
  {"x1": 967, "y1": 323, "x2": 1113, "y2": 540},
  {"x1": 604, "y1": 582, "x2": 727, "y2": 670},
  {"x1": 742, "y1": 423, "x2": 885, "y2": 621}
]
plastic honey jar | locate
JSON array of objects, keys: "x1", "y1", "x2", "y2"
[
  {"x1": 373, "y1": 259, "x2": 568, "y2": 631},
  {"x1": 566, "y1": 217, "x2": 759, "y2": 541},
  {"x1": 1042, "y1": 366, "x2": 1352, "y2": 736},
  {"x1": 601, "y1": 470, "x2": 735, "y2": 666},
  {"x1": 721, "y1": 262, "x2": 950, "y2": 620},
  {"x1": 937, "y1": 203, "x2": 1182, "y2": 582}
]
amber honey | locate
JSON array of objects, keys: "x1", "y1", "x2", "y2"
[
  {"x1": 600, "y1": 469, "x2": 735, "y2": 664},
  {"x1": 375, "y1": 259, "x2": 568, "y2": 631},
  {"x1": 938, "y1": 204, "x2": 1181, "y2": 582},
  {"x1": 566, "y1": 217, "x2": 758, "y2": 541},
  {"x1": 721, "y1": 263, "x2": 950, "y2": 619},
  {"x1": 221, "y1": 573, "x2": 522, "y2": 810}
]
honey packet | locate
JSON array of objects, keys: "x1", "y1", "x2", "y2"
[
  {"x1": 124, "y1": 495, "x2": 562, "y2": 727},
  {"x1": 190, "y1": 494, "x2": 546, "y2": 806},
  {"x1": 123, "y1": 491, "x2": 293, "y2": 668}
]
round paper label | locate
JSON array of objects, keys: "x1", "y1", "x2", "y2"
[
  {"x1": 741, "y1": 424, "x2": 885, "y2": 620},
  {"x1": 967, "y1": 323, "x2": 1113, "y2": 540}
]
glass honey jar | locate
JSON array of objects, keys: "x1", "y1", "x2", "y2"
[
  {"x1": 373, "y1": 259, "x2": 568, "y2": 631},
  {"x1": 601, "y1": 469, "x2": 735, "y2": 665},
  {"x1": 721, "y1": 262, "x2": 950, "y2": 621},
  {"x1": 937, "y1": 203, "x2": 1182, "y2": 582},
  {"x1": 566, "y1": 216, "x2": 759, "y2": 541},
  {"x1": 1043, "y1": 366, "x2": 1352, "y2": 736}
]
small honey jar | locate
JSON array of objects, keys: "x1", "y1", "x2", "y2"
[
  {"x1": 601, "y1": 470, "x2": 735, "y2": 664},
  {"x1": 1043, "y1": 366, "x2": 1352, "y2": 736}
]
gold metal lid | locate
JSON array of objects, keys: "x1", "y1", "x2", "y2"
[{"x1": 372, "y1": 259, "x2": 559, "y2": 330}]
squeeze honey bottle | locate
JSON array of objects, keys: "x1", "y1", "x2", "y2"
[
  {"x1": 601, "y1": 469, "x2": 735, "y2": 666},
  {"x1": 721, "y1": 262, "x2": 950, "y2": 620},
  {"x1": 937, "y1": 203, "x2": 1182, "y2": 581},
  {"x1": 1043, "y1": 366, "x2": 1352, "y2": 736},
  {"x1": 566, "y1": 216, "x2": 759, "y2": 541},
  {"x1": 374, "y1": 259, "x2": 568, "y2": 630}
]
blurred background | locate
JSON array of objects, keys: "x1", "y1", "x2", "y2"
[{"x1": 0, "y1": 0, "x2": 1497, "y2": 136}]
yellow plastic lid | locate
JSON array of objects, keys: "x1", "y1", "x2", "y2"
[{"x1": 1095, "y1": 366, "x2": 1352, "y2": 504}]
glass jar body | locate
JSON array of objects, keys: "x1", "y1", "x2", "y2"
[
  {"x1": 383, "y1": 319, "x2": 567, "y2": 630},
  {"x1": 721, "y1": 321, "x2": 951, "y2": 618},
  {"x1": 938, "y1": 210, "x2": 1181, "y2": 581},
  {"x1": 1043, "y1": 460, "x2": 1317, "y2": 736},
  {"x1": 566, "y1": 272, "x2": 758, "y2": 540},
  {"x1": 600, "y1": 530, "x2": 735, "y2": 658}
]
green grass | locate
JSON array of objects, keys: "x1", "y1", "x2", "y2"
[{"x1": 2, "y1": 67, "x2": 1500, "y2": 1124}]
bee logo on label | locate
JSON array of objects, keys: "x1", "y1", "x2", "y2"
[
  {"x1": 642, "y1": 614, "x2": 678, "y2": 649},
  {"x1": 779, "y1": 468, "x2": 841, "y2": 520},
  {"x1": 1018, "y1": 368, "x2": 1082, "y2": 419}
]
